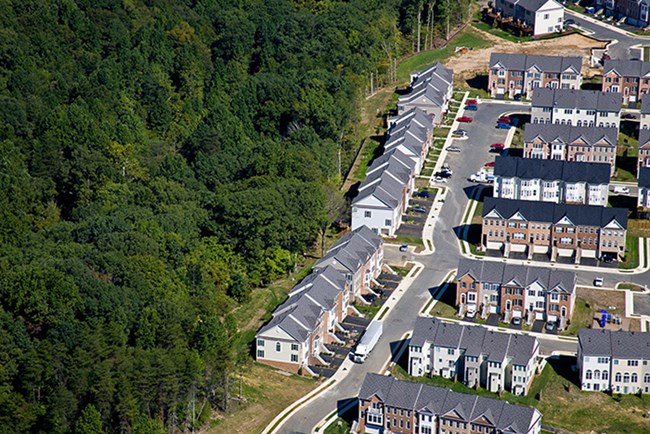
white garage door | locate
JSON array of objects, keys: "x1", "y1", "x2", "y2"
[
  {"x1": 487, "y1": 241, "x2": 504, "y2": 250},
  {"x1": 533, "y1": 245, "x2": 549, "y2": 254},
  {"x1": 557, "y1": 248, "x2": 574, "y2": 257},
  {"x1": 582, "y1": 248, "x2": 597, "y2": 258},
  {"x1": 497, "y1": 87, "x2": 505, "y2": 95},
  {"x1": 512, "y1": 310, "x2": 523, "y2": 318},
  {"x1": 535, "y1": 311, "x2": 545, "y2": 320},
  {"x1": 511, "y1": 243, "x2": 527, "y2": 253}
]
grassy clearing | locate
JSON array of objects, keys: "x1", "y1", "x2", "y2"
[
  {"x1": 323, "y1": 418, "x2": 351, "y2": 434},
  {"x1": 392, "y1": 263, "x2": 415, "y2": 277},
  {"x1": 393, "y1": 234, "x2": 424, "y2": 247},
  {"x1": 352, "y1": 138, "x2": 381, "y2": 182},
  {"x1": 472, "y1": 20, "x2": 532, "y2": 43},
  {"x1": 397, "y1": 28, "x2": 494, "y2": 82},
  {"x1": 353, "y1": 301, "x2": 381, "y2": 319},
  {"x1": 427, "y1": 282, "x2": 457, "y2": 318},
  {"x1": 394, "y1": 356, "x2": 650, "y2": 434},
  {"x1": 562, "y1": 297, "x2": 591, "y2": 336},
  {"x1": 207, "y1": 363, "x2": 318, "y2": 434},
  {"x1": 619, "y1": 235, "x2": 639, "y2": 270}
]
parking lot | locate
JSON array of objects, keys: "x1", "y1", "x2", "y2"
[{"x1": 395, "y1": 193, "x2": 436, "y2": 238}]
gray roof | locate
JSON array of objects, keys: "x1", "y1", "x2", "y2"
[
  {"x1": 359, "y1": 373, "x2": 542, "y2": 433},
  {"x1": 639, "y1": 128, "x2": 650, "y2": 150},
  {"x1": 603, "y1": 59, "x2": 650, "y2": 78},
  {"x1": 483, "y1": 197, "x2": 628, "y2": 229},
  {"x1": 579, "y1": 329, "x2": 650, "y2": 359},
  {"x1": 276, "y1": 265, "x2": 346, "y2": 316},
  {"x1": 532, "y1": 88, "x2": 622, "y2": 112},
  {"x1": 315, "y1": 226, "x2": 382, "y2": 274},
  {"x1": 641, "y1": 97, "x2": 650, "y2": 115},
  {"x1": 257, "y1": 298, "x2": 322, "y2": 342},
  {"x1": 506, "y1": 0, "x2": 563, "y2": 12},
  {"x1": 523, "y1": 123, "x2": 617, "y2": 147},
  {"x1": 354, "y1": 170, "x2": 403, "y2": 209},
  {"x1": 494, "y1": 156, "x2": 610, "y2": 184},
  {"x1": 639, "y1": 167, "x2": 650, "y2": 189},
  {"x1": 400, "y1": 62, "x2": 453, "y2": 109},
  {"x1": 457, "y1": 258, "x2": 577, "y2": 295},
  {"x1": 490, "y1": 53, "x2": 581, "y2": 74},
  {"x1": 411, "y1": 317, "x2": 539, "y2": 366}
]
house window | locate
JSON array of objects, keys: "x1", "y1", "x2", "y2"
[
  {"x1": 291, "y1": 343, "x2": 299, "y2": 351},
  {"x1": 385, "y1": 219, "x2": 392, "y2": 226},
  {"x1": 257, "y1": 349, "x2": 265, "y2": 358},
  {"x1": 291, "y1": 354, "x2": 298, "y2": 362},
  {"x1": 365, "y1": 211, "x2": 371, "y2": 218},
  {"x1": 257, "y1": 339, "x2": 265, "y2": 347},
  {"x1": 276, "y1": 342, "x2": 281, "y2": 352},
  {"x1": 615, "y1": 373, "x2": 622, "y2": 382},
  {"x1": 586, "y1": 370, "x2": 593, "y2": 379}
]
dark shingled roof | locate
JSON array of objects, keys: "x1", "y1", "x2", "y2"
[
  {"x1": 490, "y1": 53, "x2": 581, "y2": 74},
  {"x1": 359, "y1": 373, "x2": 542, "y2": 433},
  {"x1": 639, "y1": 167, "x2": 650, "y2": 189},
  {"x1": 482, "y1": 197, "x2": 628, "y2": 229},
  {"x1": 579, "y1": 329, "x2": 650, "y2": 359},
  {"x1": 532, "y1": 88, "x2": 622, "y2": 112},
  {"x1": 641, "y1": 97, "x2": 650, "y2": 115},
  {"x1": 494, "y1": 156, "x2": 610, "y2": 184},
  {"x1": 523, "y1": 123, "x2": 617, "y2": 147},
  {"x1": 639, "y1": 128, "x2": 650, "y2": 150},
  {"x1": 603, "y1": 59, "x2": 650, "y2": 78}
]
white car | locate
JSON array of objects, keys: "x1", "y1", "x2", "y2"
[
  {"x1": 613, "y1": 186, "x2": 630, "y2": 194},
  {"x1": 594, "y1": 277, "x2": 604, "y2": 287}
]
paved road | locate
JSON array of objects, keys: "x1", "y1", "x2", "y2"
[
  {"x1": 276, "y1": 102, "x2": 650, "y2": 433},
  {"x1": 565, "y1": 10, "x2": 648, "y2": 60}
]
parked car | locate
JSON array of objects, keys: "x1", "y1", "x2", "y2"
[
  {"x1": 433, "y1": 176, "x2": 447, "y2": 183},
  {"x1": 511, "y1": 317, "x2": 522, "y2": 326},
  {"x1": 465, "y1": 104, "x2": 478, "y2": 111},
  {"x1": 622, "y1": 113, "x2": 636, "y2": 120},
  {"x1": 497, "y1": 116, "x2": 511, "y2": 124},
  {"x1": 412, "y1": 206, "x2": 427, "y2": 213},
  {"x1": 452, "y1": 129, "x2": 468, "y2": 138},
  {"x1": 564, "y1": 19, "x2": 576, "y2": 26},
  {"x1": 457, "y1": 116, "x2": 473, "y2": 123},
  {"x1": 613, "y1": 186, "x2": 630, "y2": 194},
  {"x1": 416, "y1": 190, "x2": 431, "y2": 198},
  {"x1": 496, "y1": 122, "x2": 512, "y2": 129},
  {"x1": 490, "y1": 143, "x2": 505, "y2": 150},
  {"x1": 545, "y1": 321, "x2": 557, "y2": 332},
  {"x1": 485, "y1": 161, "x2": 495, "y2": 168},
  {"x1": 594, "y1": 277, "x2": 604, "y2": 287},
  {"x1": 466, "y1": 305, "x2": 477, "y2": 318},
  {"x1": 513, "y1": 93, "x2": 522, "y2": 101},
  {"x1": 399, "y1": 244, "x2": 408, "y2": 252},
  {"x1": 435, "y1": 171, "x2": 452, "y2": 178},
  {"x1": 446, "y1": 145, "x2": 461, "y2": 152},
  {"x1": 465, "y1": 99, "x2": 478, "y2": 105}
]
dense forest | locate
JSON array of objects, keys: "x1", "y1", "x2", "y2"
[{"x1": 0, "y1": 0, "x2": 471, "y2": 432}]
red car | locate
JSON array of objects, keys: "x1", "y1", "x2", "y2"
[
  {"x1": 465, "y1": 99, "x2": 478, "y2": 105},
  {"x1": 457, "y1": 116, "x2": 473, "y2": 123},
  {"x1": 490, "y1": 143, "x2": 505, "y2": 150},
  {"x1": 498, "y1": 116, "x2": 511, "y2": 124},
  {"x1": 485, "y1": 162, "x2": 495, "y2": 167}
]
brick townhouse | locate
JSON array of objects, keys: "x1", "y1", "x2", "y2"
[
  {"x1": 494, "y1": 156, "x2": 610, "y2": 206},
  {"x1": 357, "y1": 373, "x2": 543, "y2": 434},
  {"x1": 530, "y1": 88, "x2": 622, "y2": 129},
  {"x1": 488, "y1": 53, "x2": 582, "y2": 99},
  {"x1": 638, "y1": 128, "x2": 650, "y2": 174},
  {"x1": 408, "y1": 317, "x2": 540, "y2": 396},
  {"x1": 578, "y1": 329, "x2": 650, "y2": 394},
  {"x1": 600, "y1": 0, "x2": 650, "y2": 28},
  {"x1": 602, "y1": 59, "x2": 650, "y2": 104},
  {"x1": 482, "y1": 197, "x2": 628, "y2": 262},
  {"x1": 523, "y1": 123, "x2": 618, "y2": 176},
  {"x1": 455, "y1": 259, "x2": 576, "y2": 328}
]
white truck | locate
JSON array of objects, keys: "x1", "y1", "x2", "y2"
[
  {"x1": 469, "y1": 170, "x2": 494, "y2": 183},
  {"x1": 353, "y1": 320, "x2": 383, "y2": 363}
]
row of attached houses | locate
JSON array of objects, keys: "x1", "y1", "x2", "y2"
[
  {"x1": 523, "y1": 123, "x2": 618, "y2": 176},
  {"x1": 358, "y1": 373, "x2": 543, "y2": 434},
  {"x1": 494, "y1": 156, "x2": 610, "y2": 206},
  {"x1": 488, "y1": 53, "x2": 582, "y2": 99},
  {"x1": 602, "y1": 59, "x2": 650, "y2": 104},
  {"x1": 408, "y1": 317, "x2": 540, "y2": 396},
  {"x1": 255, "y1": 226, "x2": 383, "y2": 374},
  {"x1": 455, "y1": 259, "x2": 577, "y2": 328},
  {"x1": 481, "y1": 197, "x2": 628, "y2": 261},
  {"x1": 351, "y1": 108, "x2": 433, "y2": 236},
  {"x1": 530, "y1": 88, "x2": 622, "y2": 129},
  {"x1": 578, "y1": 329, "x2": 650, "y2": 394},
  {"x1": 637, "y1": 127, "x2": 650, "y2": 173},
  {"x1": 639, "y1": 167, "x2": 650, "y2": 211},
  {"x1": 494, "y1": 0, "x2": 565, "y2": 36},
  {"x1": 597, "y1": 0, "x2": 650, "y2": 28},
  {"x1": 397, "y1": 62, "x2": 454, "y2": 121}
]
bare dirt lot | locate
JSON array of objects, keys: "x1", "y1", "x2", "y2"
[
  {"x1": 577, "y1": 287, "x2": 641, "y2": 332},
  {"x1": 446, "y1": 28, "x2": 608, "y2": 87}
]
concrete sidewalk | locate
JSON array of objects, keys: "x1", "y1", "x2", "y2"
[{"x1": 565, "y1": 9, "x2": 649, "y2": 39}]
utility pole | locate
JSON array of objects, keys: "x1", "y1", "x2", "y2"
[
  {"x1": 417, "y1": 4, "x2": 422, "y2": 52},
  {"x1": 370, "y1": 72, "x2": 374, "y2": 95}
]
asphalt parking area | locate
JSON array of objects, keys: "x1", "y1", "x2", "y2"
[
  {"x1": 396, "y1": 224, "x2": 422, "y2": 237},
  {"x1": 531, "y1": 320, "x2": 544, "y2": 333},
  {"x1": 486, "y1": 313, "x2": 499, "y2": 326},
  {"x1": 509, "y1": 321, "x2": 522, "y2": 330}
]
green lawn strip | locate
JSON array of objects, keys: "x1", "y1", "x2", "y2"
[
  {"x1": 394, "y1": 357, "x2": 650, "y2": 433},
  {"x1": 427, "y1": 281, "x2": 457, "y2": 318},
  {"x1": 618, "y1": 235, "x2": 640, "y2": 270},
  {"x1": 352, "y1": 138, "x2": 382, "y2": 182},
  {"x1": 353, "y1": 301, "x2": 381, "y2": 319},
  {"x1": 397, "y1": 28, "x2": 494, "y2": 82},
  {"x1": 394, "y1": 234, "x2": 424, "y2": 247},
  {"x1": 561, "y1": 297, "x2": 591, "y2": 336},
  {"x1": 323, "y1": 418, "x2": 351, "y2": 434},
  {"x1": 618, "y1": 282, "x2": 646, "y2": 291}
]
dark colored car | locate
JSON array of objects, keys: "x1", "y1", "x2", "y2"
[
  {"x1": 412, "y1": 206, "x2": 427, "y2": 213},
  {"x1": 622, "y1": 113, "x2": 636, "y2": 119},
  {"x1": 435, "y1": 171, "x2": 452, "y2": 178},
  {"x1": 511, "y1": 317, "x2": 522, "y2": 326},
  {"x1": 465, "y1": 104, "x2": 478, "y2": 111},
  {"x1": 513, "y1": 93, "x2": 522, "y2": 101},
  {"x1": 399, "y1": 244, "x2": 408, "y2": 252},
  {"x1": 496, "y1": 122, "x2": 512, "y2": 129},
  {"x1": 416, "y1": 190, "x2": 431, "y2": 198},
  {"x1": 485, "y1": 162, "x2": 495, "y2": 168},
  {"x1": 564, "y1": 19, "x2": 576, "y2": 26}
]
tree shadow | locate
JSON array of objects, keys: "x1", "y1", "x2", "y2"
[
  {"x1": 453, "y1": 224, "x2": 482, "y2": 244},
  {"x1": 545, "y1": 355, "x2": 580, "y2": 387},
  {"x1": 465, "y1": 75, "x2": 488, "y2": 93},
  {"x1": 502, "y1": 148, "x2": 523, "y2": 157},
  {"x1": 581, "y1": 82, "x2": 602, "y2": 91},
  {"x1": 608, "y1": 194, "x2": 637, "y2": 210}
]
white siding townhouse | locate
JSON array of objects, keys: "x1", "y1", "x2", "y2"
[
  {"x1": 352, "y1": 108, "x2": 433, "y2": 236},
  {"x1": 641, "y1": 97, "x2": 650, "y2": 130},
  {"x1": 397, "y1": 62, "x2": 453, "y2": 122},
  {"x1": 494, "y1": 156, "x2": 610, "y2": 206},
  {"x1": 494, "y1": 0, "x2": 565, "y2": 36},
  {"x1": 639, "y1": 128, "x2": 650, "y2": 173},
  {"x1": 639, "y1": 167, "x2": 650, "y2": 215},
  {"x1": 531, "y1": 88, "x2": 622, "y2": 129},
  {"x1": 256, "y1": 226, "x2": 383, "y2": 374},
  {"x1": 488, "y1": 53, "x2": 582, "y2": 99},
  {"x1": 578, "y1": 329, "x2": 650, "y2": 394},
  {"x1": 408, "y1": 317, "x2": 540, "y2": 396}
]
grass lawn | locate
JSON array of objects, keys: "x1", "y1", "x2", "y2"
[
  {"x1": 323, "y1": 418, "x2": 351, "y2": 434},
  {"x1": 562, "y1": 297, "x2": 591, "y2": 336},
  {"x1": 510, "y1": 128, "x2": 523, "y2": 148},
  {"x1": 618, "y1": 282, "x2": 646, "y2": 291},
  {"x1": 396, "y1": 28, "x2": 494, "y2": 82},
  {"x1": 352, "y1": 138, "x2": 382, "y2": 182},
  {"x1": 471, "y1": 20, "x2": 532, "y2": 44},
  {"x1": 392, "y1": 262, "x2": 415, "y2": 277},
  {"x1": 207, "y1": 363, "x2": 319, "y2": 434},
  {"x1": 394, "y1": 356, "x2": 650, "y2": 433},
  {"x1": 619, "y1": 235, "x2": 639, "y2": 270},
  {"x1": 393, "y1": 234, "x2": 424, "y2": 247},
  {"x1": 353, "y1": 301, "x2": 381, "y2": 319},
  {"x1": 427, "y1": 282, "x2": 457, "y2": 318}
]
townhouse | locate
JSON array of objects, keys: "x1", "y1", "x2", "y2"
[
  {"x1": 530, "y1": 88, "x2": 622, "y2": 129},
  {"x1": 408, "y1": 317, "x2": 540, "y2": 396},
  {"x1": 578, "y1": 329, "x2": 650, "y2": 394},
  {"x1": 397, "y1": 62, "x2": 453, "y2": 122},
  {"x1": 639, "y1": 167, "x2": 650, "y2": 215},
  {"x1": 639, "y1": 128, "x2": 650, "y2": 173},
  {"x1": 351, "y1": 108, "x2": 433, "y2": 236},
  {"x1": 256, "y1": 226, "x2": 383, "y2": 374},
  {"x1": 358, "y1": 373, "x2": 543, "y2": 434},
  {"x1": 482, "y1": 197, "x2": 628, "y2": 261},
  {"x1": 494, "y1": 156, "x2": 610, "y2": 206},
  {"x1": 523, "y1": 123, "x2": 618, "y2": 176},
  {"x1": 600, "y1": 0, "x2": 650, "y2": 28},
  {"x1": 488, "y1": 53, "x2": 582, "y2": 98},
  {"x1": 455, "y1": 259, "x2": 577, "y2": 328},
  {"x1": 640, "y1": 96, "x2": 650, "y2": 129},
  {"x1": 602, "y1": 59, "x2": 650, "y2": 104},
  {"x1": 494, "y1": 0, "x2": 565, "y2": 36}
]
